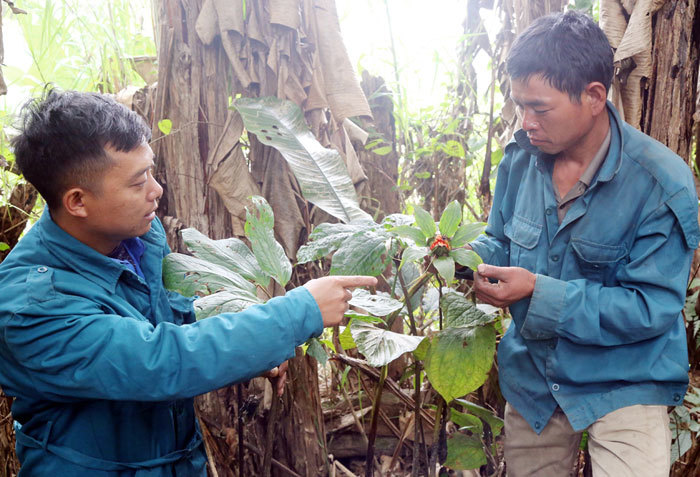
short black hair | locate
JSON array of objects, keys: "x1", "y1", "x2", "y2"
[
  {"x1": 11, "y1": 88, "x2": 151, "y2": 210},
  {"x1": 506, "y1": 10, "x2": 614, "y2": 100}
]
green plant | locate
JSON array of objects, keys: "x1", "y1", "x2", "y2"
[
  {"x1": 3, "y1": 0, "x2": 154, "y2": 98},
  {"x1": 163, "y1": 193, "x2": 500, "y2": 475},
  {"x1": 670, "y1": 386, "x2": 700, "y2": 464}
]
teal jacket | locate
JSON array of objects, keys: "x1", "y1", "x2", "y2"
[
  {"x1": 0, "y1": 212, "x2": 323, "y2": 475},
  {"x1": 472, "y1": 103, "x2": 699, "y2": 433}
]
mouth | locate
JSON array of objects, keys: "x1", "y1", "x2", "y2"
[
  {"x1": 144, "y1": 205, "x2": 158, "y2": 220},
  {"x1": 527, "y1": 136, "x2": 547, "y2": 146}
]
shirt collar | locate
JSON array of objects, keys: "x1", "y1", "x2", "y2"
[
  {"x1": 578, "y1": 127, "x2": 611, "y2": 187},
  {"x1": 37, "y1": 208, "x2": 163, "y2": 293}
]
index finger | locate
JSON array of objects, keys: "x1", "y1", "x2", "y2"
[{"x1": 333, "y1": 275, "x2": 378, "y2": 288}]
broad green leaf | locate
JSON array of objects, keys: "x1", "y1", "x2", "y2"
[
  {"x1": 413, "y1": 336, "x2": 431, "y2": 361},
  {"x1": 400, "y1": 245, "x2": 429, "y2": 270},
  {"x1": 450, "y1": 248, "x2": 482, "y2": 271},
  {"x1": 181, "y1": 228, "x2": 268, "y2": 285},
  {"x1": 381, "y1": 214, "x2": 415, "y2": 228},
  {"x1": 245, "y1": 196, "x2": 292, "y2": 287},
  {"x1": 424, "y1": 324, "x2": 496, "y2": 402},
  {"x1": 330, "y1": 231, "x2": 387, "y2": 276},
  {"x1": 391, "y1": 225, "x2": 427, "y2": 246},
  {"x1": 445, "y1": 433, "x2": 486, "y2": 470},
  {"x1": 453, "y1": 399, "x2": 504, "y2": 436},
  {"x1": 349, "y1": 289, "x2": 403, "y2": 316},
  {"x1": 442, "y1": 140, "x2": 466, "y2": 159},
  {"x1": 433, "y1": 256, "x2": 455, "y2": 284},
  {"x1": 413, "y1": 206, "x2": 437, "y2": 240},
  {"x1": 298, "y1": 222, "x2": 373, "y2": 263},
  {"x1": 305, "y1": 338, "x2": 329, "y2": 365},
  {"x1": 193, "y1": 290, "x2": 261, "y2": 320},
  {"x1": 441, "y1": 293, "x2": 495, "y2": 328},
  {"x1": 439, "y1": 200, "x2": 462, "y2": 238},
  {"x1": 364, "y1": 138, "x2": 383, "y2": 149},
  {"x1": 234, "y1": 97, "x2": 372, "y2": 223},
  {"x1": 451, "y1": 222, "x2": 487, "y2": 248},
  {"x1": 157, "y1": 118, "x2": 172, "y2": 135},
  {"x1": 297, "y1": 232, "x2": 355, "y2": 263},
  {"x1": 163, "y1": 253, "x2": 257, "y2": 297},
  {"x1": 308, "y1": 221, "x2": 372, "y2": 240},
  {"x1": 0, "y1": 242, "x2": 9, "y2": 252},
  {"x1": 339, "y1": 324, "x2": 357, "y2": 350},
  {"x1": 344, "y1": 312, "x2": 386, "y2": 324},
  {"x1": 373, "y1": 146, "x2": 392, "y2": 155},
  {"x1": 450, "y1": 410, "x2": 484, "y2": 433},
  {"x1": 443, "y1": 117, "x2": 460, "y2": 135},
  {"x1": 351, "y1": 321, "x2": 425, "y2": 367}
]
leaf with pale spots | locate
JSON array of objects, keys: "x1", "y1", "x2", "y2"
[{"x1": 351, "y1": 321, "x2": 425, "y2": 367}]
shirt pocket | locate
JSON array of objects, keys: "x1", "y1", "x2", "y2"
[
  {"x1": 503, "y1": 214, "x2": 542, "y2": 271},
  {"x1": 570, "y1": 238, "x2": 627, "y2": 283},
  {"x1": 165, "y1": 290, "x2": 197, "y2": 325}
]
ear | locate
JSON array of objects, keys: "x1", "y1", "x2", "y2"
[
  {"x1": 583, "y1": 82, "x2": 608, "y2": 115},
  {"x1": 62, "y1": 187, "x2": 89, "y2": 218}
]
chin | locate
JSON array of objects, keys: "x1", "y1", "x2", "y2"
[{"x1": 536, "y1": 144, "x2": 562, "y2": 155}]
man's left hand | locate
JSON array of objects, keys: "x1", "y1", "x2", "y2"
[
  {"x1": 474, "y1": 264, "x2": 536, "y2": 308},
  {"x1": 263, "y1": 360, "x2": 289, "y2": 396}
]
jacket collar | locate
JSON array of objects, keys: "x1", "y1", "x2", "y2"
[
  {"x1": 36, "y1": 208, "x2": 165, "y2": 293},
  {"x1": 514, "y1": 101, "x2": 624, "y2": 185}
]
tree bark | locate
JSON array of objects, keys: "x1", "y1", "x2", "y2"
[
  {"x1": 358, "y1": 71, "x2": 401, "y2": 220},
  {"x1": 642, "y1": 0, "x2": 699, "y2": 163},
  {"x1": 151, "y1": 1, "x2": 371, "y2": 475}
]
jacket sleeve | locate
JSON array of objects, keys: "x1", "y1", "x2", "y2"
[
  {"x1": 3, "y1": 286, "x2": 322, "y2": 402},
  {"x1": 469, "y1": 152, "x2": 513, "y2": 267},
  {"x1": 521, "y1": 188, "x2": 698, "y2": 345}
]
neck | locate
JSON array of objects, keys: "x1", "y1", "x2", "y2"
[
  {"x1": 51, "y1": 209, "x2": 120, "y2": 255},
  {"x1": 559, "y1": 110, "x2": 610, "y2": 166}
]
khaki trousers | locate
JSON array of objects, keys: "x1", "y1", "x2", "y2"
[{"x1": 504, "y1": 403, "x2": 671, "y2": 477}]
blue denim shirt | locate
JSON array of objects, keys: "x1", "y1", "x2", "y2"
[
  {"x1": 0, "y1": 211, "x2": 322, "y2": 476},
  {"x1": 471, "y1": 103, "x2": 699, "y2": 433}
]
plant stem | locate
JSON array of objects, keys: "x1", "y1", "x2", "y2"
[
  {"x1": 385, "y1": 269, "x2": 433, "y2": 328},
  {"x1": 412, "y1": 360, "x2": 423, "y2": 477},
  {"x1": 365, "y1": 365, "x2": 388, "y2": 477},
  {"x1": 429, "y1": 397, "x2": 445, "y2": 477},
  {"x1": 436, "y1": 274, "x2": 444, "y2": 330},
  {"x1": 396, "y1": 260, "x2": 425, "y2": 475}
]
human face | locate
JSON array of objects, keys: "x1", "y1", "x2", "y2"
[
  {"x1": 510, "y1": 74, "x2": 595, "y2": 157},
  {"x1": 81, "y1": 142, "x2": 163, "y2": 253}
]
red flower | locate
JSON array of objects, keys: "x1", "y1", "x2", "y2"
[{"x1": 430, "y1": 234, "x2": 451, "y2": 256}]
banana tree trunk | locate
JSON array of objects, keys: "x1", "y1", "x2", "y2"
[{"x1": 151, "y1": 0, "x2": 371, "y2": 475}]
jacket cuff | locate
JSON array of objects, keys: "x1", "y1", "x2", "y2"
[
  {"x1": 284, "y1": 287, "x2": 323, "y2": 343},
  {"x1": 520, "y1": 274, "x2": 565, "y2": 340}
]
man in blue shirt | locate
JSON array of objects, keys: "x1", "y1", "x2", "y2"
[
  {"x1": 0, "y1": 89, "x2": 376, "y2": 476},
  {"x1": 468, "y1": 11, "x2": 699, "y2": 476}
]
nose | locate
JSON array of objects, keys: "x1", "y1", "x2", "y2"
[
  {"x1": 148, "y1": 175, "x2": 164, "y2": 201},
  {"x1": 521, "y1": 110, "x2": 539, "y2": 132}
]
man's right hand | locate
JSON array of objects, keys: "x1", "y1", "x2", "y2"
[{"x1": 303, "y1": 275, "x2": 378, "y2": 327}]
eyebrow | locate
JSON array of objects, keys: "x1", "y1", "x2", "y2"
[
  {"x1": 129, "y1": 158, "x2": 156, "y2": 182},
  {"x1": 510, "y1": 96, "x2": 548, "y2": 108}
]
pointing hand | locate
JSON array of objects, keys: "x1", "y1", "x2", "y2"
[{"x1": 303, "y1": 275, "x2": 378, "y2": 326}]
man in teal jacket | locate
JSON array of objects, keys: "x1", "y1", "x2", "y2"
[
  {"x1": 0, "y1": 89, "x2": 376, "y2": 476},
  {"x1": 468, "y1": 11, "x2": 699, "y2": 476}
]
